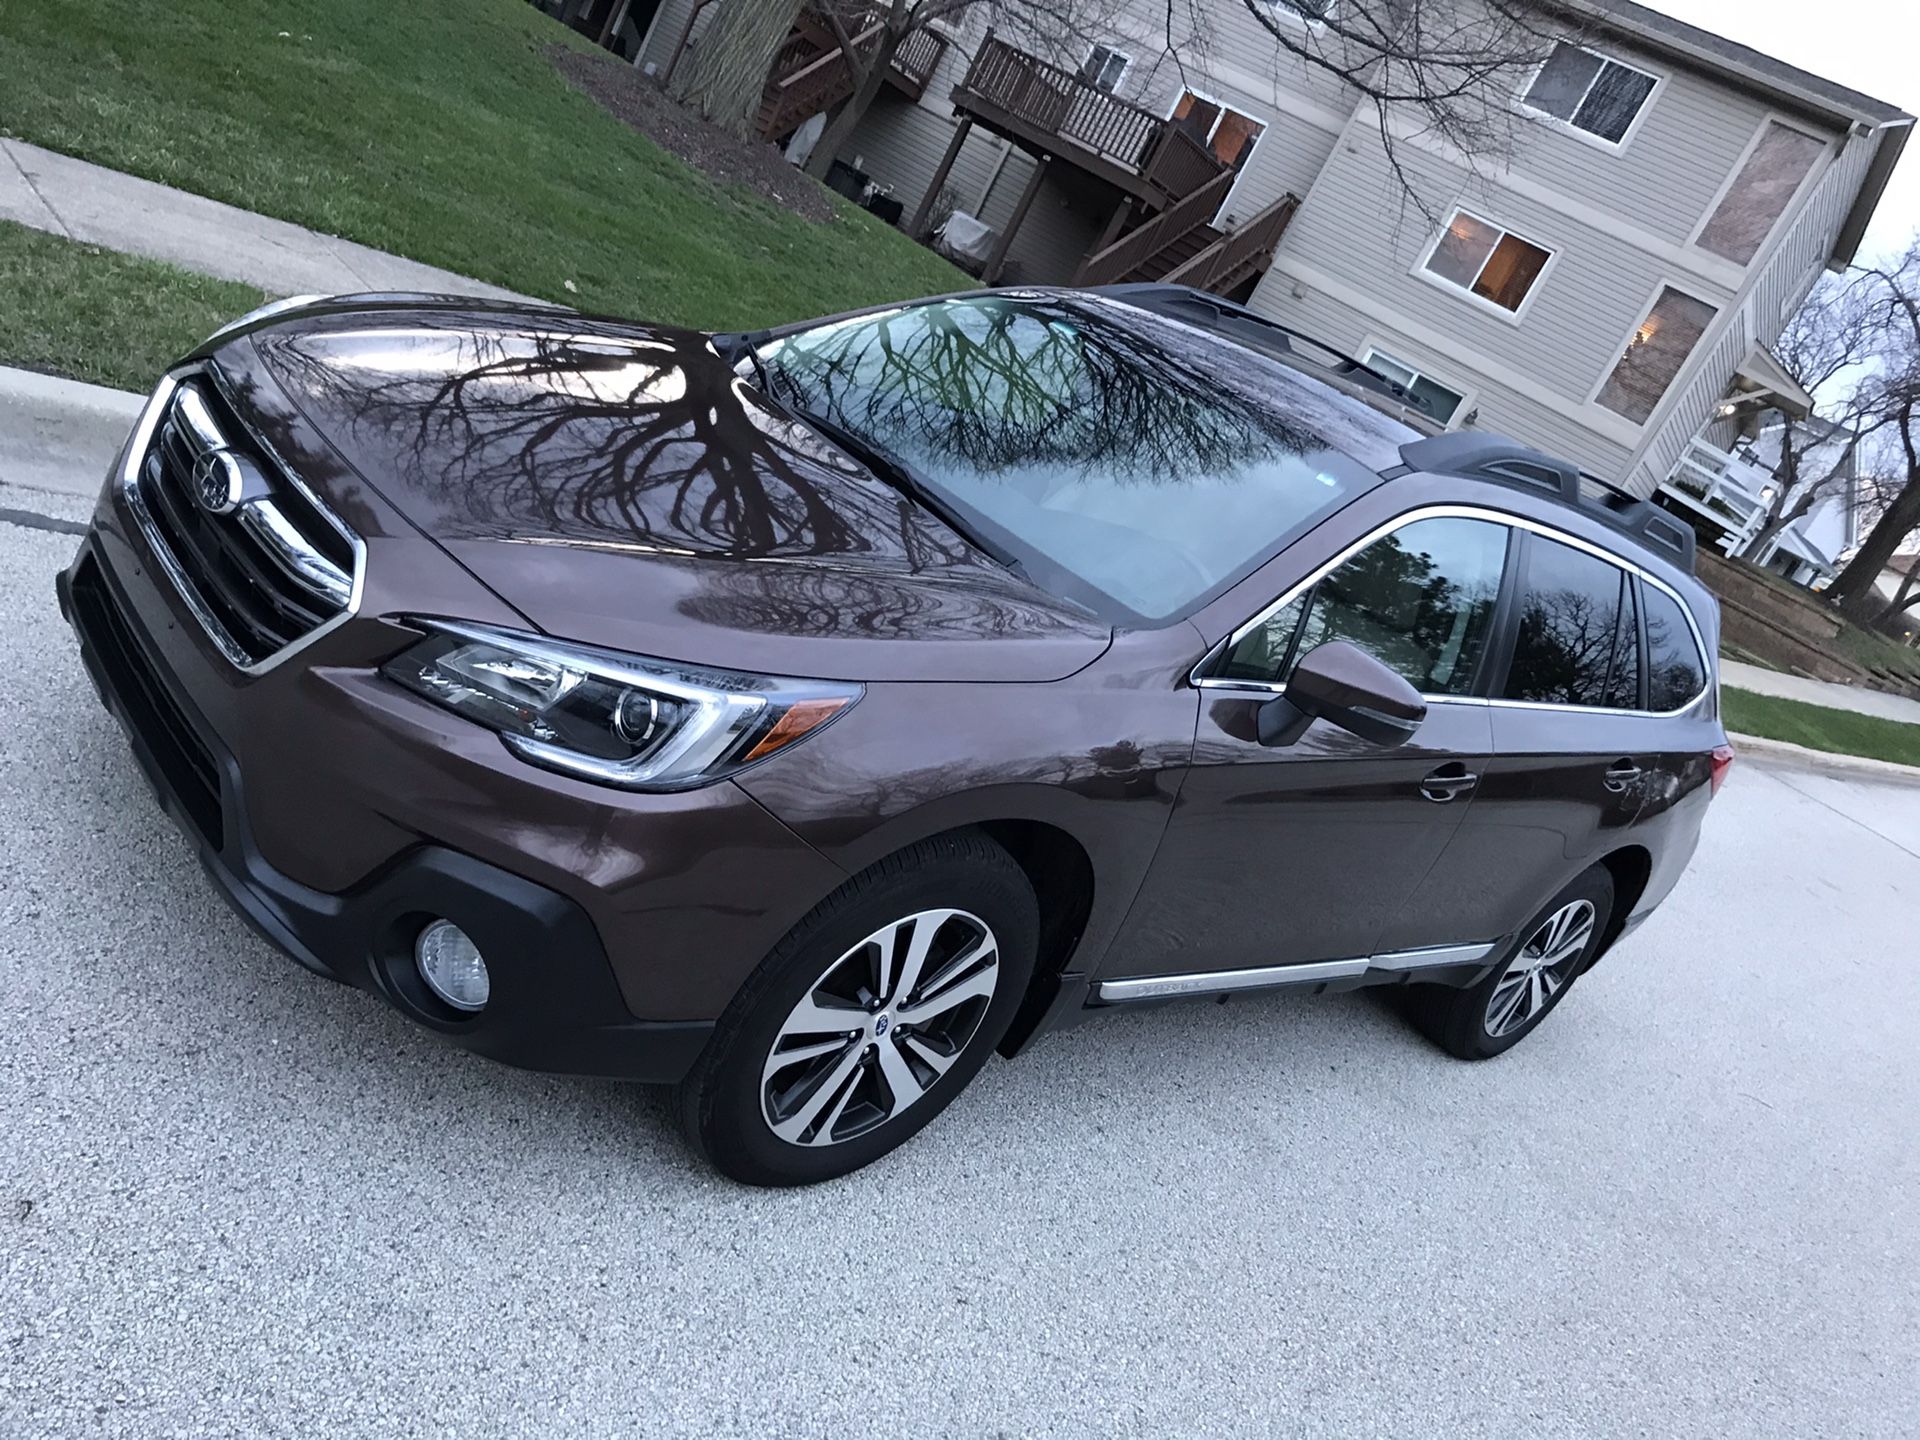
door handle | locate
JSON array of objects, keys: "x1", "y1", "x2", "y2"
[
  {"x1": 1604, "y1": 760, "x2": 1643, "y2": 793},
  {"x1": 1420, "y1": 763, "x2": 1479, "y2": 803}
]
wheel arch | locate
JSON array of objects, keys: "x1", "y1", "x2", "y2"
[{"x1": 1588, "y1": 844, "x2": 1653, "y2": 969}]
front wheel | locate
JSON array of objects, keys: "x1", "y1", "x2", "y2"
[
  {"x1": 676, "y1": 832, "x2": 1038, "y2": 1186},
  {"x1": 1405, "y1": 866, "x2": 1614, "y2": 1060}
]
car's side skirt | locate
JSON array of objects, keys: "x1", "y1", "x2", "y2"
[{"x1": 1095, "y1": 942, "x2": 1499, "y2": 1003}]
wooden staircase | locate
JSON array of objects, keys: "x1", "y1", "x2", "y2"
[
  {"x1": 754, "y1": 6, "x2": 945, "y2": 143},
  {"x1": 1076, "y1": 184, "x2": 1298, "y2": 297}
]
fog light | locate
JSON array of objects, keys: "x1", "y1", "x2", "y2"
[{"x1": 415, "y1": 920, "x2": 490, "y2": 1012}]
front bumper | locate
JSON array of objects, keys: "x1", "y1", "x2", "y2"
[{"x1": 60, "y1": 539, "x2": 718, "y2": 1083}]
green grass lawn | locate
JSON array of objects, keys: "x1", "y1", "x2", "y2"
[
  {"x1": 0, "y1": 221, "x2": 265, "y2": 390},
  {"x1": 1722, "y1": 686, "x2": 1920, "y2": 768},
  {"x1": 0, "y1": 0, "x2": 961, "y2": 328}
]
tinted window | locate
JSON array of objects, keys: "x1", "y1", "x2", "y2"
[
  {"x1": 1643, "y1": 584, "x2": 1706, "y2": 709},
  {"x1": 1603, "y1": 579, "x2": 1643, "y2": 709},
  {"x1": 1504, "y1": 536, "x2": 1629, "y2": 706},
  {"x1": 759, "y1": 294, "x2": 1414, "y2": 622},
  {"x1": 1222, "y1": 517, "x2": 1508, "y2": 693}
]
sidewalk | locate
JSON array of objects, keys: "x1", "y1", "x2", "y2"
[
  {"x1": 0, "y1": 139, "x2": 534, "y2": 303},
  {"x1": 1721, "y1": 657, "x2": 1920, "y2": 726}
]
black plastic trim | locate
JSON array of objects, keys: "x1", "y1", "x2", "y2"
[{"x1": 59, "y1": 543, "x2": 713, "y2": 1086}]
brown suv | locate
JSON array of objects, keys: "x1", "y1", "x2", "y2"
[{"x1": 59, "y1": 285, "x2": 1733, "y2": 1185}]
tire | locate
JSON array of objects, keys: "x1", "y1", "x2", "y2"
[
  {"x1": 676, "y1": 831, "x2": 1038, "y2": 1187},
  {"x1": 1405, "y1": 865, "x2": 1614, "y2": 1061}
]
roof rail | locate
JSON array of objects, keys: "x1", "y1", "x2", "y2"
[{"x1": 1398, "y1": 432, "x2": 1697, "y2": 573}]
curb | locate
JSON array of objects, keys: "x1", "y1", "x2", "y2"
[
  {"x1": 0, "y1": 364, "x2": 143, "y2": 415},
  {"x1": 0, "y1": 364, "x2": 143, "y2": 501},
  {"x1": 1728, "y1": 731, "x2": 1920, "y2": 788}
]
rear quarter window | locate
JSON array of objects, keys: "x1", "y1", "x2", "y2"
[
  {"x1": 1502, "y1": 535, "x2": 1632, "y2": 707},
  {"x1": 1642, "y1": 584, "x2": 1707, "y2": 710}
]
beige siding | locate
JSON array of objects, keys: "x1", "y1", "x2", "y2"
[
  {"x1": 637, "y1": 0, "x2": 698, "y2": 76},
  {"x1": 1256, "y1": 117, "x2": 1737, "y2": 411},
  {"x1": 1265, "y1": 281, "x2": 1636, "y2": 479},
  {"x1": 845, "y1": 99, "x2": 1103, "y2": 285},
  {"x1": 1628, "y1": 127, "x2": 1884, "y2": 492},
  {"x1": 1503, "y1": 30, "x2": 1798, "y2": 246}
]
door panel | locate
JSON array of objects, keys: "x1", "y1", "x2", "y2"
[
  {"x1": 1378, "y1": 535, "x2": 1653, "y2": 953},
  {"x1": 1379, "y1": 706, "x2": 1649, "y2": 953},
  {"x1": 1100, "y1": 695, "x2": 1494, "y2": 981}
]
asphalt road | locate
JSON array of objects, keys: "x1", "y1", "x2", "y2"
[{"x1": 2, "y1": 486, "x2": 1916, "y2": 1438}]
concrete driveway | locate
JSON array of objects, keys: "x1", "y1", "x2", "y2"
[{"x1": 2, "y1": 484, "x2": 1915, "y2": 1438}]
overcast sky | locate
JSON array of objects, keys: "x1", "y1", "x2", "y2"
[{"x1": 1649, "y1": 0, "x2": 1918, "y2": 263}]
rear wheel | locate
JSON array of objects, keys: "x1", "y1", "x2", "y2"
[
  {"x1": 1406, "y1": 866, "x2": 1614, "y2": 1060},
  {"x1": 676, "y1": 832, "x2": 1037, "y2": 1186}
]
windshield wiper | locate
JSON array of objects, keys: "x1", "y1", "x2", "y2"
[
  {"x1": 789, "y1": 407, "x2": 1027, "y2": 575},
  {"x1": 741, "y1": 363, "x2": 1027, "y2": 576}
]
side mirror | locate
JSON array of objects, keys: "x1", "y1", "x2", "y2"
[{"x1": 1257, "y1": 640, "x2": 1428, "y2": 748}]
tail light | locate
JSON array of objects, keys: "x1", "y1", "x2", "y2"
[{"x1": 1709, "y1": 743, "x2": 1735, "y2": 797}]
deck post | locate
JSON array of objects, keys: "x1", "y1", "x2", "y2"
[
  {"x1": 984, "y1": 155, "x2": 1049, "y2": 284},
  {"x1": 908, "y1": 116, "x2": 974, "y2": 239},
  {"x1": 1073, "y1": 195, "x2": 1134, "y2": 283}
]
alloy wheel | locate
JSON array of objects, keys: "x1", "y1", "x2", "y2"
[
  {"x1": 761, "y1": 908, "x2": 1001, "y2": 1147},
  {"x1": 1483, "y1": 899, "x2": 1596, "y2": 1039}
]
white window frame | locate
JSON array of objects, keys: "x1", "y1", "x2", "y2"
[
  {"x1": 1518, "y1": 41, "x2": 1664, "y2": 153},
  {"x1": 1412, "y1": 207, "x2": 1558, "y2": 325},
  {"x1": 1162, "y1": 85, "x2": 1271, "y2": 213},
  {"x1": 1583, "y1": 277, "x2": 1722, "y2": 427},
  {"x1": 1080, "y1": 42, "x2": 1132, "y2": 95},
  {"x1": 1686, "y1": 111, "x2": 1832, "y2": 270},
  {"x1": 1262, "y1": 0, "x2": 1340, "y2": 29},
  {"x1": 1359, "y1": 341, "x2": 1474, "y2": 428}
]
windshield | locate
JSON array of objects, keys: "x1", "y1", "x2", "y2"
[{"x1": 755, "y1": 293, "x2": 1405, "y2": 622}]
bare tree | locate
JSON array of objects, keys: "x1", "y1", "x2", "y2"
[
  {"x1": 671, "y1": 0, "x2": 808, "y2": 138},
  {"x1": 1820, "y1": 243, "x2": 1920, "y2": 626},
  {"x1": 1738, "y1": 272, "x2": 1886, "y2": 562},
  {"x1": 1202, "y1": 1, "x2": 1564, "y2": 217}
]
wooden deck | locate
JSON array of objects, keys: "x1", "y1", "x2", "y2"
[{"x1": 949, "y1": 34, "x2": 1229, "y2": 207}]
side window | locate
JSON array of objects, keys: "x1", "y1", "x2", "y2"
[
  {"x1": 1642, "y1": 584, "x2": 1706, "y2": 710},
  {"x1": 1221, "y1": 517, "x2": 1509, "y2": 693},
  {"x1": 1503, "y1": 536, "x2": 1630, "y2": 706}
]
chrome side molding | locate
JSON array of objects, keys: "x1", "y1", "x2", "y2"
[{"x1": 1096, "y1": 941, "x2": 1498, "y2": 1003}]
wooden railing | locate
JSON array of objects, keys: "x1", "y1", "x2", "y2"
[
  {"x1": 958, "y1": 34, "x2": 1175, "y2": 177},
  {"x1": 760, "y1": 12, "x2": 947, "y2": 138},
  {"x1": 1074, "y1": 168, "x2": 1235, "y2": 285},
  {"x1": 892, "y1": 25, "x2": 945, "y2": 93},
  {"x1": 1142, "y1": 126, "x2": 1225, "y2": 203},
  {"x1": 1162, "y1": 193, "x2": 1300, "y2": 293}
]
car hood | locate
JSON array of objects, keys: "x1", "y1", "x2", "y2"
[{"x1": 232, "y1": 298, "x2": 1111, "y2": 683}]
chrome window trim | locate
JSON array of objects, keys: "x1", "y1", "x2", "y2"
[
  {"x1": 1189, "y1": 503, "x2": 1712, "y2": 718},
  {"x1": 118, "y1": 368, "x2": 367, "y2": 676},
  {"x1": 1097, "y1": 941, "x2": 1497, "y2": 1002}
]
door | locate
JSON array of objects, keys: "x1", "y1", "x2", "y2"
[
  {"x1": 1102, "y1": 514, "x2": 1515, "y2": 985},
  {"x1": 1377, "y1": 528, "x2": 1654, "y2": 954}
]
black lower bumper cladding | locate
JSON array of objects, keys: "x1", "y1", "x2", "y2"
[{"x1": 59, "y1": 543, "x2": 712, "y2": 1085}]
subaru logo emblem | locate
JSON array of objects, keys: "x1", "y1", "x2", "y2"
[
  {"x1": 873, "y1": 1014, "x2": 890, "y2": 1037},
  {"x1": 191, "y1": 448, "x2": 245, "y2": 515}
]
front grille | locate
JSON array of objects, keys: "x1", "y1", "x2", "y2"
[
  {"x1": 125, "y1": 373, "x2": 358, "y2": 668},
  {"x1": 70, "y1": 553, "x2": 225, "y2": 849}
]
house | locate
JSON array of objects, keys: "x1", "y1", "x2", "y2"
[
  {"x1": 1657, "y1": 415, "x2": 1865, "y2": 586},
  {"x1": 636, "y1": 0, "x2": 1911, "y2": 502}
]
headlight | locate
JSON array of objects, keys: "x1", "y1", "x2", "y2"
[{"x1": 380, "y1": 620, "x2": 860, "y2": 790}]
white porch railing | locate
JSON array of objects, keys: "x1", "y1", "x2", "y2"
[{"x1": 1658, "y1": 438, "x2": 1774, "y2": 555}]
